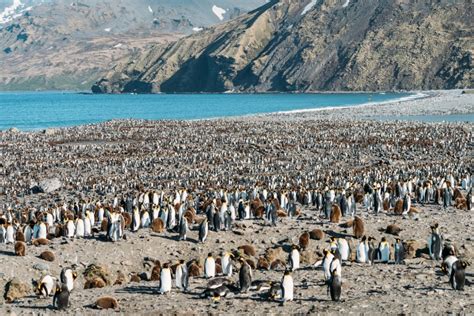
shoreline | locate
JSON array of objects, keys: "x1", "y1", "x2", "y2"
[{"x1": 1, "y1": 89, "x2": 473, "y2": 133}]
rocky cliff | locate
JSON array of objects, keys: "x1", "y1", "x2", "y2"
[
  {"x1": 0, "y1": 0, "x2": 265, "y2": 90},
  {"x1": 92, "y1": 0, "x2": 473, "y2": 93}
]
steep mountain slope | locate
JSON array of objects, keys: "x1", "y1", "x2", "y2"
[
  {"x1": 93, "y1": 0, "x2": 473, "y2": 93},
  {"x1": 0, "y1": 0, "x2": 266, "y2": 90}
]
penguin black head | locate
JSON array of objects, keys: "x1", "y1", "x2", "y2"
[
  {"x1": 208, "y1": 253, "x2": 213, "y2": 258},
  {"x1": 284, "y1": 270, "x2": 292, "y2": 276},
  {"x1": 381, "y1": 237, "x2": 387, "y2": 242},
  {"x1": 361, "y1": 236, "x2": 367, "y2": 242},
  {"x1": 179, "y1": 259, "x2": 185, "y2": 265}
]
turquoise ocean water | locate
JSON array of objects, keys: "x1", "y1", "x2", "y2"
[{"x1": 0, "y1": 91, "x2": 418, "y2": 130}]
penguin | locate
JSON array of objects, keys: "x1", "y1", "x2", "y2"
[
  {"x1": 23, "y1": 224, "x2": 33, "y2": 243},
  {"x1": 320, "y1": 249, "x2": 335, "y2": 281},
  {"x1": 60, "y1": 268, "x2": 77, "y2": 292},
  {"x1": 75, "y1": 218, "x2": 85, "y2": 238},
  {"x1": 367, "y1": 237, "x2": 377, "y2": 265},
  {"x1": 222, "y1": 251, "x2": 233, "y2": 277},
  {"x1": 131, "y1": 207, "x2": 140, "y2": 232},
  {"x1": 337, "y1": 238, "x2": 350, "y2": 261},
  {"x1": 288, "y1": 245, "x2": 300, "y2": 271},
  {"x1": 34, "y1": 275, "x2": 57, "y2": 297},
  {"x1": 175, "y1": 260, "x2": 188, "y2": 292},
  {"x1": 450, "y1": 260, "x2": 468, "y2": 291},
  {"x1": 199, "y1": 218, "x2": 208, "y2": 243},
  {"x1": 377, "y1": 237, "x2": 390, "y2": 263},
  {"x1": 66, "y1": 220, "x2": 75, "y2": 238},
  {"x1": 14, "y1": 241, "x2": 26, "y2": 256},
  {"x1": 204, "y1": 253, "x2": 216, "y2": 279},
  {"x1": 239, "y1": 258, "x2": 252, "y2": 293},
  {"x1": 402, "y1": 193, "x2": 411, "y2": 215},
  {"x1": 394, "y1": 238, "x2": 404, "y2": 264},
  {"x1": 160, "y1": 263, "x2": 172, "y2": 294},
  {"x1": 141, "y1": 210, "x2": 151, "y2": 228},
  {"x1": 0, "y1": 224, "x2": 5, "y2": 244},
  {"x1": 328, "y1": 266, "x2": 342, "y2": 302},
  {"x1": 5, "y1": 224, "x2": 15, "y2": 244},
  {"x1": 213, "y1": 209, "x2": 221, "y2": 232},
  {"x1": 442, "y1": 255, "x2": 458, "y2": 276},
  {"x1": 178, "y1": 217, "x2": 188, "y2": 241},
  {"x1": 281, "y1": 270, "x2": 294, "y2": 303},
  {"x1": 428, "y1": 223, "x2": 443, "y2": 260},
  {"x1": 356, "y1": 236, "x2": 369, "y2": 263},
  {"x1": 53, "y1": 283, "x2": 70, "y2": 310}
]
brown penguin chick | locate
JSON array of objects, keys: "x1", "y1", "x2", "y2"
[
  {"x1": 94, "y1": 296, "x2": 119, "y2": 310},
  {"x1": 270, "y1": 259, "x2": 286, "y2": 271},
  {"x1": 257, "y1": 257, "x2": 270, "y2": 270},
  {"x1": 184, "y1": 209, "x2": 195, "y2": 224},
  {"x1": 276, "y1": 209, "x2": 287, "y2": 217},
  {"x1": 264, "y1": 247, "x2": 283, "y2": 263},
  {"x1": 84, "y1": 277, "x2": 106, "y2": 289},
  {"x1": 254, "y1": 206, "x2": 265, "y2": 219},
  {"x1": 394, "y1": 199, "x2": 404, "y2": 215},
  {"x1": 309, "y1": 229, "x2": 325, "y2": 240},
  {"x1": 150, "y1": 265, "x2": 161, "y2": 281},
  {"x1": 330, "y1": 204, "x2": 341, "y2": 223},
  {"x1": 454, "y1": 197, "x2": 467, "y2": 210},
  {"x1": 55, "y1": 224, "x2": 65, "y2": 238},
  {"x1": 129, "y1": 273, "x2": 141, "y2": 283},
  {"x1": 14, "y1": 241, "x2": 26, "y2": 256},
  {"x1": 339, "y1": 219, "x2": 354, "y2": 228},
  {"x1": 100, "y1": 219, "x2": 108, "y2": 232},
  {"x1": 32, "y1": 238, "x2": 49, "y2": 246},
  {"x1": 151, "y1": 218, "x2": 165, "y2": 233},
  {"x1": 353, "y1": 216, "x2": 365, "y2": 239},
  {"x1": 238, "y1": 245, "x2": 256, "y2": 257},
  {"x1": 39, "y1": 250, "x2": 55, "y2": 262},
  {"x1": 15, "y1": 230, "x2": 25, "y2": 242},
  {"x1": 383, "y1": 199, "x2": 390, "y2": 211},
  {"x1": 114, "y1": 271, "x2": 127, "y2": 285},
  {"x1": 215, "y1": 263, "x2": 223, "y2": 274},
  {"x1": 187, "y1": 260, "x2": 201, "y2": 277},
  {"x1": 453, "y1": 188, "x2": 464, "y2": 200},
  {"x1": 122, "y1": 212, "x2": 132, "y2": 228},
  {"x1": 299, "y1": 232, "x2": 310, "y2": 250},
  {"x1": 382, "y1": 224, "x2": 402, "y2": 236}
]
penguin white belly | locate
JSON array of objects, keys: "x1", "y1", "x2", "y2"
[
  {"x1": 65, "y1": 271, "x2": 74, "y2": 291},
  {"x1": 66, "y1": 221, "x2": 75, "y2": 238},
  {"x1": 323, "y1": 254, "x2": 335, "y2": 281},
  {"x1": 205, "y1": 259, "x2": 216, "y2": 278},
  {"x1": 330, "y1": 259, "x2": 342, "y2": 279},
  {"x1": 46, "y1": 213, "x2": 54, "y2": 227},
  {"x1": 444, "y1": 256, "x2": 458, "y2": 275},
  {"x1": 356, "y1": 243, "x2": 366, "y2": 263},
  {"x1": 245, "y1": 205, "x2": 250, "y2": 219},
  {"x1": 291, "y1": 250, "x2": 300, "y2": 270},
  {"x1": 222, "y1": 256, "x2": 232, "y2": 276},
  {"x1": 282, "y1": 275, "x2": 294, "y2": 301},
  {"x1": 379, "y1": 245, "x2": 390, "y2": 262},
  {"x1": 338, "y1": 240, "x2": 350, "y2": 261},
  {"x1": 6, "y1": 226, "x2": 15, "y2": 244},
  {"x1": 75, "y1": 219, "x2": 85, "y2": 237},
  {"x1": 84, "y1": 218, "x2": 92, "y2": 236},
  {"x1": 141, "y1": 213, "x2": 151, "y2": 228},
  {"x1": 24, "y1": 226, "x2": 32, "y2": 243},
  {"x1": 97, "y1": 209, "x2": 104, "y2": 225},
  {"x1": 41, "y1": 275, "x2": 56, "y2": 296},
  {"x1": 160, "y1": 269, "x2": 172, "y2": 293},
  {"x1": 175, "y1": 267, "x2": 183, "y2": 289},
  {"x1": 38, "y1": 224, "x2": 47, "y2": 240}
]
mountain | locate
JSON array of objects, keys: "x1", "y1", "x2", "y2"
[
  {"x1": 0, "y1": 0, "x2": 266, "y2": 90},
  {"x1": 92, "y1": 0, "x2": 473, "y2": 94}
]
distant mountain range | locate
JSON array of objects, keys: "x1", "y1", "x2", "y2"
[
  {"x1": 93, "y1": 0, "x2": 473, "y2": 94},
  {"x1": 0, "y1": 0, "x2": 265, "y2": 90}
]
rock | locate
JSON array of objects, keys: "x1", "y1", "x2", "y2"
[
  {"x1": 31, "y1": 178, "x2": 62, "y2": 194},
  {"x1": 4, "y1": 278, "x2": 30, "y2": 303},
  {"x1": 33, "y1": 263, "x2": 49, "y2": 271},
  {"x1": 83, "y1": 264, "x2": 112, "y2": 287},
  {"x1": 42, "y1": 128, "x2": 57, "y2": 135}
]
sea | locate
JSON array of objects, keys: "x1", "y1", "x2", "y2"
[{"x1": 0, "y1": 91, "x2": 467, "y2": 131}]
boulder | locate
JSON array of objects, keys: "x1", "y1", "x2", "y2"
[
  {"x1": 4, "y1": 278, "x2": 30, "y2": 303},
  {"x1": 31, "y1": 178, "x2": 62, "y2": 194}
]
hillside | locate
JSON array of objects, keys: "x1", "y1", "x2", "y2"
[
  {"x1": 0, "y1": 0, "x2": 265, "y2": 90},
  {"x1": 92, "y1": 0, "x2": 473, "y2": 93}
]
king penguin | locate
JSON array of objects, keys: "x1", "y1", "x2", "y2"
[
  {"x1": 328, "y1": 266, "x2": 342, "y2": 302},
  {"x1": 199, "y1": 218, "x2": 208, "y2": 243},
  {"x1": 377, "y1": 237, "x2": 390, "y2": 263},
  {"x1": 239, "y1": 258, "x2": 252, "y2": 293},
  {"x1": 450, "y1": 260, "x2": 468, "y2": 291},
  {"x1": 222, "y1": 251, "x2": 233, "y2": 277},
  {"x1": 204, "y1": 253, "x2": 216, "y2": 279},
  {"x1": 356, "y1": 236, "x2": 369, "y2": 263},
  {"x1": 288, "y1": 245, "x2": 300, "y2": 271},
  {"x1": 175, "y1": 260, "x2": 188, "y2": 292},
  {"x1": 53, "y1": 283, "x2": 70, "y2": 310},
  {"x1": 160, "y1": 263, "x2": 172, "y2": 294},
  {"x1": 281, "y1": 270, "x2": 294, "y2": 304},
  {"x1": 60, "y1": 268, "x2": 77, "y2": 292},
  {"x1": 428, "y1": 223, "x2": 443, "y2": 260}
]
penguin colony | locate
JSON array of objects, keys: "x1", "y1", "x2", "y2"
[{"x1": 0, "y1": 118, "x2": 472, "y2": 313}]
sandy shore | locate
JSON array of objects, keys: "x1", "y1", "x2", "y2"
[{"x1": 0, "y1": 90, "x2": 472, "y2": 315}]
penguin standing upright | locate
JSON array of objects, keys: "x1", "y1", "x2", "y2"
[
  {"x1": 160, "y1": 263, "x2": 172, "y2": 294},
  {"x1": 450, "y1": 261, "x2": 468, "y2": 291},
  {"x1": 199, "y1": 218, "x2": 208, "y2": 243},
  {"x1": 281, "y1": 270, "x2": 294, "y2": 303},
  {"x1": 222, "y1": 252, "x2": 233, "y2": 277},
  {"x1": 179, "y1": 217, "x2": 188, "y2": 241},
  {"x1": 321, "y1": 249, "x2": 335, "y2": 281},
  {"x1": 175, "y1": 260, "x2": 188, "y2": 292},
  {"x1": 402, "y1": 193, "x2": 411, "y2": 216},
  {"x1": 53, "y1": 283, "x2": 70, "y2": 310},
  {"x1": 239, "y1": 258, "x2": 252, "y2": 293},
  {"x1": 328, "y1": 266, "x2": 342, "y2": 302},
  {"x1": 35, "y1": 275, "x2": 57, "y2": 297},
  {"x1": 288, "y1": 245, "x2": 300, "y2": 271},
  {"x1": 377, "y1": 237, "x2": 390, "y2": 263},
  {"x1": 204, "y1": 253, "x2": 216, "y2": 279},
  {"x1": 131, "y1": 207, "x2": 140, "y2": 232},
  {"x1": 428, "y1": 223, "x2": 443, "y2": 260},
  {"x1": 337, "y1": 238, "x2": 350, "y2": 261},
  {"x1": 60, "y1": 268, "x2": 77, "y2": 292},
  {"x1": 443, "y1": 187, "x2": 451, "y2": 209},
  {"x1": 367, "y1": 237, "x2": 377, "y2": 265},
  {"x1": 356, "y1": 236, "x2": 369, "y2": 263},
  {"x1": 394, "y1": 238, "x2": 404, "y2": 264}
]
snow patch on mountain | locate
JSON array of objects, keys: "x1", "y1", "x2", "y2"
[
  {"x1": 301, "y1": 0, "x2": 317, "y2": 16},
  {"x1": 0, "y1": 0, "x2": 24, "y2": 24},
  {"x1": 212, "y1": 5, "x2": 226, "y2": 21}
]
